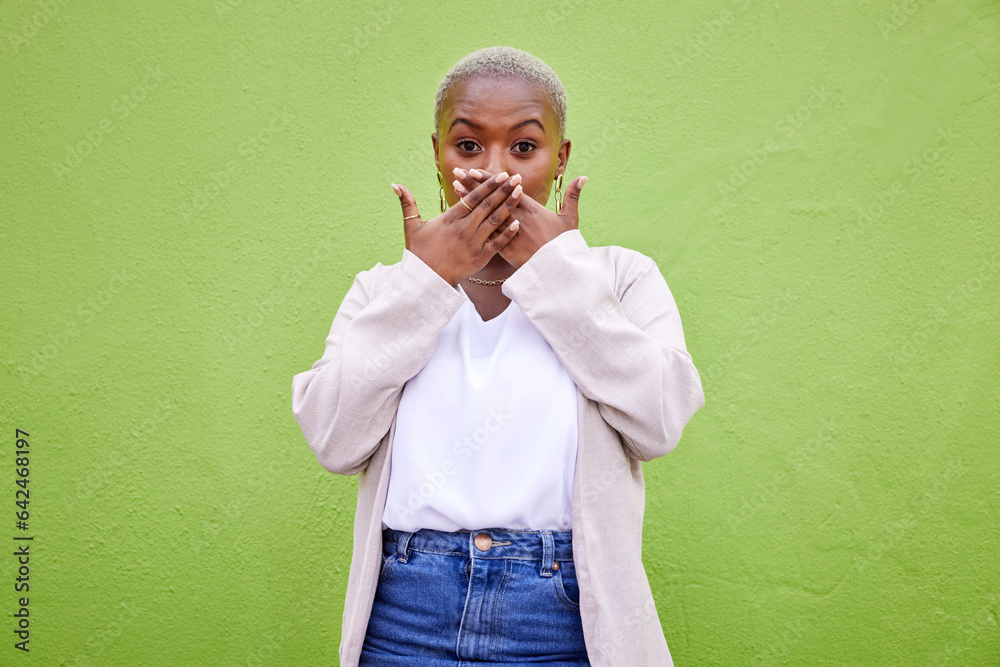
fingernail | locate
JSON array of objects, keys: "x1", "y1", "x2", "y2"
[
  {"x1": 510, "y1": 173, "x2": 522, "y2": 186},
  {"x1": 469, "y1": 169, "x2": 482, "y2": 179},
  {"x1": 391, "y1": 183, "x2": 400, "y2": 195},
  {"x1": 453, "y1": 179, "x2": 462, "y2": 191},
  {"x1": 579, "y1": 176, "x2": 588, "y2": 188},
  {"x1": 512, "y1": 184, "x2": 522, "y2": 198},
  {"x1": 453, "y1": 167, "x2": 467, "y2": 178},
  {"x1": 510, "y1": 220, "x2": 520, "y2": 232},
  {"x1": 495, "y1": 172, "x2": 509, "y2": 183}
]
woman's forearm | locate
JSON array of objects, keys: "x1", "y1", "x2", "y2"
[
  {"x1": 292, "y1": 250, "x2": 465, "y2": 475},
  {"x1": 503, "y1": 229, "x2": 705, "y2": 461}
]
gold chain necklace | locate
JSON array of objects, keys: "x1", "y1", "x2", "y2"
[{"x1": 466, "y1": 276, "x2": 508, "y2": 286}]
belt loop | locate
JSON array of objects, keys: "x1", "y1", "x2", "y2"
[
  {"x1": 397, "y1": 531, "x2": 413, "y2": 563},
  {"x1": 540, "y1": 531, "x2": 555, "y2": 577}
]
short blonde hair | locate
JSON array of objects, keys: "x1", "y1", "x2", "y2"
[{"x1": 435, "y1": 46, "x2": 567, "y2": 140}]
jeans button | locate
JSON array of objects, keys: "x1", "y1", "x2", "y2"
[
  {"x1": 552, "y1": 561, "x2": 560, "y2": 571},
  {"x1": 474, "y1": 533, "x2": 493, "y2": 551}
]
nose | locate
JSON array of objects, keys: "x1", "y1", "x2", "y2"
[{"x1": 483, "y1": 147, "x2": 508, "y2": 178}]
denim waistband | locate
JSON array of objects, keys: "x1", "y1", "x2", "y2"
[{"x1": 382, "y1": 527, "x2": 574, "y2": 577}]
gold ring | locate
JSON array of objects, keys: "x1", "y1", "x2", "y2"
[
  {"x1": 460, "y1": 197, "x2": 475, "y2": 212},
  {"x1": 402, "y1": 214, "x2": 420, "y2": 220}
]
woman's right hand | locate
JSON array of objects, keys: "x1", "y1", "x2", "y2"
[{"x1": 391, "y1": 171, "x2": 522, "y2": 287}]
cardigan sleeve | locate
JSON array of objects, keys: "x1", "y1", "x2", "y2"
[
  {"x1": 292, "y1": 250, "x2": 466, "y2": 476},
  {"x1": 501, "y1": 229, "x2": 705, "y2": 462}
]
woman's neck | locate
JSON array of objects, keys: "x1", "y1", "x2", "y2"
[{"x1": 465, "y1": 255, "x2": 514, "y2": 321}]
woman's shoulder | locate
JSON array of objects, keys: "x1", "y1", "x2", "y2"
[
  {"x1": 543, "y1": 230, "x2": 660, "y2": 279},
  {"x1": 589, "y1": 242, "x2": 659, "y2": 273},
  {"x1": 349, "y1": 258, "x2": 403, "y2": 294},
  {"x1": 348, "y1": 249, "x2": 445, "y2": 296},
  {"x1": 582, "y1": 239, "x2": 663, "y2": 291}
]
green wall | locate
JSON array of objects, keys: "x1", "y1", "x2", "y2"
[{"x1": 3, "y1": 1, "x2": 998, "y2": 664}]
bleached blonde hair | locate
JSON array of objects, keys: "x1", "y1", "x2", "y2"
[{"x1": 434, "y1": 46, "x2": 568, "y2": 140}]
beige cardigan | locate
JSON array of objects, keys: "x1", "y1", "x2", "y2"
[{"x1": 292, "y1": 229, "x2": 705, "y2": 666}]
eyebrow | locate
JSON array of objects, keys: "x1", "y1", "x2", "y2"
[{"x1": 449, "y1": 117, "x2": 546, "y2": 134}]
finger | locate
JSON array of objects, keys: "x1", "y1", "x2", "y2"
[
  {"x1": 475, "y1": 174, "x2": 522, "y2": 243},
  {"x1": 460, "y1": 170, "x2": 511, "y2": 218},
  {"x1": 453, "y1": 172, "x2": 514, "y2": 204},
  {"x1": 392, "y1": 183, "x2": 421, "y2": 223},
  {"x1": 486, "y1": 218, "x2": 520, "y2": 253},
  {"x1": 559, "y1": 176, "x2": 586, "y2": 224},
  {"x1": 452, "y1": 167, "x2": 494, "y2": 194},
  {"x1": 452, "y1": 167, "x2": 492, "y2": 182}
]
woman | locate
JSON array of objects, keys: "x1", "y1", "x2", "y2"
[{"x1": 292, "y1": 46, "x2": 704, "y2": 667}]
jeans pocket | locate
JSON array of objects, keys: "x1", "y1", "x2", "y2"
[
  {"x1": 379, "y1": 553, "x2": 399, "y2": 582},
  {"x1": 553, "y1": 560, "x2": 580, "y2": 610}
]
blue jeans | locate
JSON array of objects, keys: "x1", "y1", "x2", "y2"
[{"x1": 359, "y1": 527, "x2": 591, "y2": 666}]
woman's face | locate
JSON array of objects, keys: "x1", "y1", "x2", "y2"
[{"x1": 433, "y1": 75, "x2": 570, "y2": 208}]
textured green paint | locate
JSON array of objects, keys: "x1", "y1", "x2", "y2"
[{"x1": 2, "y1": 1, "x2": 998, "y2": 664}]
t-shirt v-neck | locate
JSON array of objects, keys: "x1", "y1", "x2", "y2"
[{"x1": 460, "y1": 286, "x2": 514, "y2": 372}]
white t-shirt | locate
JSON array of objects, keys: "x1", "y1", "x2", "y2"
[{"x1": 382, "y1": 285, "x2": 579, "y2": 532}]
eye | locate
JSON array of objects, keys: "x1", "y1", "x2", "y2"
[
  {"x1": 456, "y1": 139, "x2": 480, "y2": 152},
  {"x1": 511, "y1": 141, "x2": 536, "y2": 154}
]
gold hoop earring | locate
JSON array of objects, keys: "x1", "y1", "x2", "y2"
[
  {"x1": 554, "y1": 174, "x2": 564, "y2": 214},
  {"x1": 437, "y1": 171, "x2": 447, "y2": 213}
]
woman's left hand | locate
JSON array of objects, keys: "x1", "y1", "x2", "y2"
[{"x1": 453, "y1": 168, "x2": 587, "y2": 269}]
